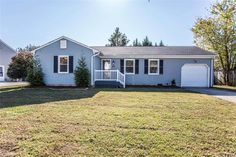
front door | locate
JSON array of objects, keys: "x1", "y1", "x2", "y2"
[
  {"x1": 102, "y1": 60, "x2": 111, "y2": 79},
  {"x1": 0, "y1": 65, "x2": 5, "y2": 81}
]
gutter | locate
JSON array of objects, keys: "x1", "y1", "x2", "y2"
[{"x1": 91, "y1": 51, "x2": 100, "y2": 86}]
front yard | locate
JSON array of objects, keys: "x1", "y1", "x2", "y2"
[{"x1": 0, "y1": 86, "x2": 236, "y2": 156}]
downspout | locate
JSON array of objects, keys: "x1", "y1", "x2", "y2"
[{"x1": 91, "y1": 51, "x2": 100, "y2": 86}]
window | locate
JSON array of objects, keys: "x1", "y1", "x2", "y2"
[
  {"x1": 148, "y1": 59, "x2": 159, "y2": 75},
  {"x1": 125, "y1": 59, "x2": 135, "y2": 74},
  {"x1": 0, "y1": 66, "x2": 3, "y2": 77},
  {"x1": 59, "y1": 56, "x2": 69, "y2": 73},
  {"x1": 60, "y1": 40, "x2": 67, "y2": 49}
]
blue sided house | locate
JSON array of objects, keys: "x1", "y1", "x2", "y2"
[{"x1": 33, "y1": 36, "x2": 216, "y2": 88}]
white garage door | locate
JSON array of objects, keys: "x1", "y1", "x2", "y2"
[{"x1": 181, "y1": 64, "x2": 209, "y2": 87}]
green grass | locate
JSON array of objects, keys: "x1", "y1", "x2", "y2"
[
  {"x1": 0, "y1": 86, "x2": 236, "y2": 156},
  {"x1": 214, "y1": 85, "x2": 236, "y2": 92}
]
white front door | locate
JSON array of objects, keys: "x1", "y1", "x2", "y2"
[
  {"x1": 102, "y1": 60, "x2": 111, "y2": 79},
  {"x1": 0, "y1": 65, "x2": 5, "y2": 81},
  {"x1": 181, "y1": 64, "x2": 209, "y2": 87}
]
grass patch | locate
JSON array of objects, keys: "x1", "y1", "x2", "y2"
[{"x1": 0, "y1": 87, "x2": 236, "y2": 156}]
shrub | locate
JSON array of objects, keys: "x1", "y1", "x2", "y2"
[
  {"x1": 26, "y1": 59, "x2": 44, "y2": 86},
  {"x1": 74, "y1": 57, "x2": 90, "y2": 87}
]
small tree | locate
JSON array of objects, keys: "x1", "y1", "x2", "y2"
[
  {"x1": 159, "y1": 40, "x2": 165, "y2": 46},
  {"x1": 74, "y1": 57, "x2": 90, "y2": 87},
  {"x1": 107, "y1": 27, "x2": 130, "y2": 46},
  {"x1": 133, "y1": 38, "x2": 141, "y2": 46},
  {"x1": 26, "y1": 59, "x2": 44, "y2": 86},
  {"x1": 7, "y1": 52, "x2": 33, "y2": 80},
  {"x1": 142, "y1": 36, "x2": 152, "y2": 46}
]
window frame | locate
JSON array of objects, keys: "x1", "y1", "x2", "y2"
[
  {"x1": 148, "y1": 59, "x2": 159, "y2": 75},
  {"x1": 124, "y1": 59, "x2": 135, "y2": 75},
  {"x1": 58, "y1": 55, "x2": 69, "y2": 73},
  {"x1": 60, "y1": 40, "x2": 67, "y2": 49}
]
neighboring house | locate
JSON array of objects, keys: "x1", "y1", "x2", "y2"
[
  {"x1": 33, "y1": 36, "x2": 216, "y2": 87},
  {"x1": 0, "y1": 39, "x2": 16, "y2": 81}
]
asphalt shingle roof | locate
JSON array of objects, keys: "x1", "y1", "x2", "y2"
[{"x1": 91, "y1": 46, "x2": 215, "y2": 57}]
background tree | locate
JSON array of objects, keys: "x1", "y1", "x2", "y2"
[
  {"x1": 192, "y1": 0, "x2": 236, "y2": 85},
  {"x1": 74, "y1": 57, "x2": 90, "y2": 87},
  {"x1": 133, "y1": 38, "x2": 141, "y2": 46},
  {"x1": 26, "y1": 58, "x2": 44, "y2": 86},
  {"x1": 159, "y1": 40, "x2": 165, "y2": 46},
  {"x1": 107, "y1": 27, "x2": 130, "y2": 46},
  {"x1": 7, "y1": 52, "x2": 33, "y2": 80},
  {"x1": 142, "y1": 36, "x2": 153, "y2": 46},
  {"x1": 17, "y1": 44, "x2": 39, "y2": 52}
]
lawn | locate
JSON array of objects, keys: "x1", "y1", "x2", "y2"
[{"x1": 0, "y1": 86, "x2": 236, "y2": 157}]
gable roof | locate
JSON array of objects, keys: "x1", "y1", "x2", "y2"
[
  {"x1": 0, "y1": 39, "x2": 16, "y2": 53},
  {"x1": 33, "y1": 36, "x2": 98, "y2": 53},
  {"x1": 91, "y1": 46, "x2": 216, "y2": 58}
]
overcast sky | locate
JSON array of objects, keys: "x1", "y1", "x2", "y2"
[{"x1": 0, "y1": 0, "x2": 216, "y2": 49}]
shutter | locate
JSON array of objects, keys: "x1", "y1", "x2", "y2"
[
  {"x1": 54, "y1": 56, "x2": 58, "y2": 73},
  {"x1": 120, "y1": 59, "x2": 124, "y2": 74},
  {"x1": 135, "y1": 59, "x2": 139, "y2": 74},
  {"x1": 69, "y1": 56, "x2": 74, "y2": 73},
  {"x1": 159, "y1": 60, "x2": 163, "y2": 74},
  {"x1": 144, "y1": 59, "x2": 148, "y2": 74}
]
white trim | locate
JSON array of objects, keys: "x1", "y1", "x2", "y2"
[
  {"x1": 32, "y1": 36, "x2": 99, "y2": 54},
  {"x1": 124, "y1": 59, "x2": 135, "y2": 75},
  {"x1": 0, "y1": 65, "x2": 5, "y2": 81},
  {"x1": 58, "y1": 55, "x2": 69, "y2": 73},
  {"x1": 148, "y1": 59, "x2": 159, "y2": 75},
  {"x1": 100, "y1": 55, "x2": 215, "y2": 59},
  {"x1": 60, "y1": 40, "x2": 67, "y2": 49},
  {"x1": 181, "y1": 64, "x2": 210, "y2": 87},
  {"x1": 101, "y1": 59, "x2": 111, "y2": 70}
]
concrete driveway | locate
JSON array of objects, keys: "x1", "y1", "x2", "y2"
[
  {"x1": 0, "y1": 82, "x2": 29, "y2": 87},
  {"x1": 186, "y1": 88, "x2": 236, "y2": 104}
]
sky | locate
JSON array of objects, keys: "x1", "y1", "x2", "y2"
[{"x1": 0, "y1": 0, "x2": 216, "y2": 49}]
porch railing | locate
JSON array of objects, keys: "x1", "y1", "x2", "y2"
[{"x1": 95, "y1": 70, "x2": 126, "y2": 88}]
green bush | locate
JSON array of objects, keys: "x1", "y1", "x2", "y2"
[
  {"x1": 74, "y1": 57, "x2": 90, "y2": 87},
  {"x1": 26, "y1": 59, "x2": 44, "y2": 86}
]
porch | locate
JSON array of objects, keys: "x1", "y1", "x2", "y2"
[{"x1": 94, "y1": 70, "x2": 126, "y2": 88}]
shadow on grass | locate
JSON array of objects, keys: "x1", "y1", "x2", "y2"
[{"x1": 0, "y1": 86, "x2": 188, "y2": 109}]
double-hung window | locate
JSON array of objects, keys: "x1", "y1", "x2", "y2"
[
  {"x1": 148, "y1": 59, "x2": 159, "y2": 75},
  {"x1": 125, "y1": 59, "x2": 135, "y2": 74},
  {"x1": 58, "y1": 55, "x2": 69, "y2": 73}
]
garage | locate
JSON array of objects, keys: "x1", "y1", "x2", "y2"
[{"x1": 181, "y1": 64, "x2": 209, "y2": 87}]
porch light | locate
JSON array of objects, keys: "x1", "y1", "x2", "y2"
[{"x1": 112, "y1": 60, "x2": 115, "y2": 67}]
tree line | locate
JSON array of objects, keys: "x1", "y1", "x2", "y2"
[{"x1": 106, "y1": 27, "x2": 165, "y2": 47}]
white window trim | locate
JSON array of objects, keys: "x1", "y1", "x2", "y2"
[
  {"x1": 148, "y1": 59, "x2": 159, "y2": 75},
  {"x1": 124, "y1": 59, "x2": 135, "y2": 75},
  {"x1": 60, "y1": 40, "x2": 67, "y2": 49},
  {"x1": 101, "y1": 59, "x2": 111, "y2": 70},
  {"x1": 58, "y1": 55, "x2": 69, "y2": 73}
]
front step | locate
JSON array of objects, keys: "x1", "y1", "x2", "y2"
[{"x1": 95, "y1": 81, "x2": 123, "y2": 88}]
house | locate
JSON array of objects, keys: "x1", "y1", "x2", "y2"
[
  {"x1": 0, "y1": 39, "x2": 16, "y2": 81},
  {"x1": 33, "y1": 36, "x2": 216, "y2": 87}
]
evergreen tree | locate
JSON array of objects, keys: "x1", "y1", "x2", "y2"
[
  {"x1": 26, "y1": 59, "x2": 44, "y2": 86},
  {"x1": 74, "y1": 57, "x2": 90, "y2": 87},
  {"x1": 142, "y1": 36, "x2": 152, "y2": 46},
  {"x1": 159, "y1": 40, "x2": 165, "y2": 46},
  {"x1": 133, "y1": 38, "x2": 141, "y2": 46},
  {"x1": 107, "y1": 27, "x2": 130, "y2": 46}
]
